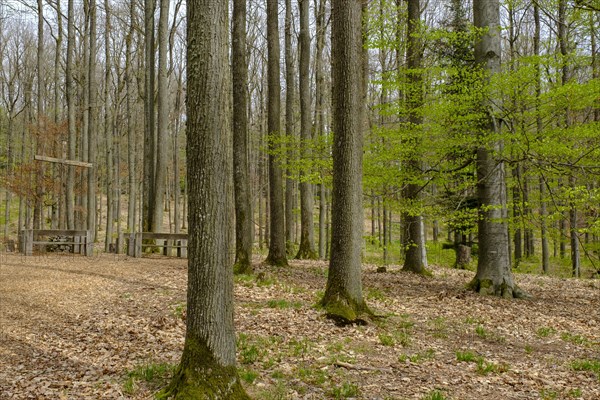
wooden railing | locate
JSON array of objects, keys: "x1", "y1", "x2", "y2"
[
  {"x1": 20, "y1": 229, "x2": 94, "y2": 256},
  {"x1": 120, "y1": 232, "x2": 188, "y2": 258}
]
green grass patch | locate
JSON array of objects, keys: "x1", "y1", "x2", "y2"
[
  {"x1": 122, "y1": 362, "x2": 174, "y2": 396},
  {"x1": 398, "y1": 349, "x2": 436, "y2": 364},
  {"x1": 171, "y1": 302, "x2": 186, "y2": 320},
  {"x1": 296, "y1": 366, "x2": 328, "y2": 385},
  {"x1": 266, "y1": 298, "x2": 302, "y2": 309},
  {"x1": 456, "y1": 350, "x2": 478, "y2": 363},
  {"x1": 539, "y1": 388, "x2": 558, "y2": 400},
  {"x1": 571, "y1": 359, "x2": 600, "y2": 379},
  {"x1": 475, "y1": 325, "x2": 487, "y2": 339},
  {"x1": 421, "y1": 390, "x2": 449, "y2": 400},
  {"x1": 379, "y1": 333, "x2": 395, "y2": 346},
  {"x1": 464, "y1": 316, "x2": 483, "y2": 325},
  {"x1": 330, "y1": 382, "x2": 359, "y2": 399},
  {"x1": 430, "y1": 317, "x2": 449, "y2": 339},
  {"x1": 237, "y1": 333, "x2": 280, "y2": 365},
  {"x1": 366, "y1": 287, "x2": 387, "y2": 301},
  {"x1": 239, "y1": 368, "x2": 259, "y2": 384},
  {"x1": 234, "y1": 273, "x2": 256, "y2": 287},
  {"x1": 476, "y1": 359, "x2": 509, "y2": 375},
  {"x1": 561, "y1": 332, "x2": 588, "y2": 346},
  {"x1": 536, "y1": 327, "x2": 556, "y2": 338}
]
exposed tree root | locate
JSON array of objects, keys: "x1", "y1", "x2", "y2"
[{"x1": 468, "y1": 277, "x2": 532, "y2": 299}]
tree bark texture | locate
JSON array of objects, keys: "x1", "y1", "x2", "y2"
[
  {"x1": 154, "y1": 0, "x2": 170, "y2": 233},
  {"x1": 401, "y1": 0, "x2": 428, "y2": 274},
  {"x1": 470, "y1": 0, "x2": 525, "y2": 298},
  {"x1": 143, "y1": 0, "x2": 156, "y2": 232},
  {"x1": 296, "y1": 0, "x2": 317, "y2": 259},
  {"x1": 315, "y1": 0, "x2": 327, "y2": 259},
  {"x1": 159, "y1": 0, "x2": 248, "y2": 397},
  {"x1": 88, "y1": 0, "x2": 97, "y2": 240},
  {"x1": 265, "y1": 0, "x2": 288, "y2": 266},
  {"x1": 232, "y1": 0, "x2": 253, "y2": 274},
  {"x1": 322, "y1": 0, "x2": 370, "y2": 323},
  {"x1": 284, "y1": 0, "x2": 297, "y2": 249},
  {"x1": 126, "y1": 0, "x2": 137, "y2": 233},
  {"x1": 66, "y1": 0, "x2": 76, "y2": 230}
]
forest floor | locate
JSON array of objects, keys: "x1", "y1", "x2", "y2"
[{"x1": 1, "y1": 251, "x2": 599, "y2": 400}]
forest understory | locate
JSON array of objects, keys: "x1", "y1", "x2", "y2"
[{"x1": 0, "y1": 252, "x2": 599, "y2": 400}]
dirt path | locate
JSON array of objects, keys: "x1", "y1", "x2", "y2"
[{"x1": 1, "y1": 252, "x2": 599, "y2": 399}]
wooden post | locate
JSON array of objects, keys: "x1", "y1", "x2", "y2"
[
  {"x1": 25, "y1": 230, "x2": 33, "y2": 256},
  {"x1": 180, "y1": 239, "x2": 188, "y2": 258},
  {"x1": 128, "y1": 233, "x2": 135, "y2": 256},
  {"x1": 135, "y1": 232, "x2": 143, "y2": 257},
  {"x1": 117, "y1": 231, "x2": 124, "y2": 254},
  {"x1": 85, "y1": 230, "x2": 93, "y2": 256}
]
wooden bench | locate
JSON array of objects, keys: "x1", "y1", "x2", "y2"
[
  {"x1": 20, "y1": 229, "x2": 94, "y2": 256},
  {"x1": 121, "y1": 232, "x2": 188, "y2": 258}
]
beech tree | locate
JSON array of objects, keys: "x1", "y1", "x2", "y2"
[
  {"x1": 468, "y1": 0, "x2": 526, "y2": 298},
  {"x1": 158, "y1": 0, "x2": 249, "y2": 397},
  {"x1": 401, "y1": 0, "x2": 427, "y2": 274},
  {"x1": 321, "y1": 0, "x2": 370, "y2": 323}
]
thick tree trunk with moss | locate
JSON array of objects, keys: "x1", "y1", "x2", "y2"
[
  {"x1": 296, "y1": 0, "x2": 317, "y2": 260},
  {"x1": 232, "y1": 0, "x2": 253, "y2": 274},
  {"x1": 158, "y1": 1, "x2": 249, "y2": 398},
  {"x1": 265, "y1": 0, "x2": 288, "y2": 267},
  {"x1": 321, "y1": 0, "x2": 370, "y2": 324},
  {"x1": 470, "y1": 0, "x2": 526, "y2": 298}
]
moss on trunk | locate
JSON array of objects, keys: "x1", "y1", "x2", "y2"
[
  {"x1": 157, "y1": 337, "x2": 250, "y2": 400},
  {"x1": 233, "y1": 257, "x2": 253, "y2": 275},
  {"x1": 295, "y1": 246, "x2": 318, "y2": 260},
  {"x1": 468, "y1": 277, "x2": 531, "y2": 299},
  {"x1": 320, "y1": 291, "x2": 372, "y2": 325}
]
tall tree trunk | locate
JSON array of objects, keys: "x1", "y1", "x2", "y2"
[
  {"x1": 315, "y1": 0, "x2": 327, "y2": 259},
  {"x1": 66, "y1": 0, "x2": 76, "y2": 230},
  {"x1": 126, "y1": 0, "x2": 137, "y2": 233},
  {"x1": 534, "y1": 2, "x2": 550, "y2": 274},
  {"x1": 88, "y1": 0, "x2": 97, "y2": 240},
  {"x1": 154, "y1": 0, "x2": 170, "y2": 233},
  {"x1": 232, "y1": 0, "x2": 253, "y2": 274},
  {"x1": 105, "y1": 2, "x2": 114, "y2": 252},
  {"x1": 143, "y1": 0, "x2": 156, "y2": 232},
  {"x1": 265, "y1": 0, "x2": 288, "y2": 266},
  {"x1": 33, "y1": 0, "x2": 44, "y2": 230},
  {"x1": 321, "y1": 0, "x2": 370, "y2": 323},
  {"x1": 284, "y1": 0, "x2": 297, "y2": 250},
  {"x1": 402, "y1": 0, "x2": 427, "y2": 273},
  {"x1": 52, "y1": 0, "x2": 64, "y2": 230},
  {"x1": 470, "y1": 0, "x2": 526, "y2": 298},
  {"x1": 159, "y1": 0, "x2": 249, "y2": 396},
  {"x1": 173, "y1": 71, "x2": 183, "y2": 234},
  {"x1": 296, "y1": 0, "x2": 317, "y2": 259},
  {"x1": 557, "y1": 0, "x2": 580, "y2": 277}
]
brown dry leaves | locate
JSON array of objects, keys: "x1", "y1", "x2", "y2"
[{"x1": 0, "y1": 253, "x2": 599, "y2": 399}]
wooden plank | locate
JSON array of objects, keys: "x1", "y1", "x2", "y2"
[
  {"x1": 141, "y1": 232, "x2": 188, "y2": 240},
  {"x1": 141, "y1": 243, "x2": 188, "y2": 249},
  {"x1": 32, "y1": 229, "x2": 88, "y2": 237},
  {"x1": 34, "y1": 155, "x2": 93, "y2": 168}
]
